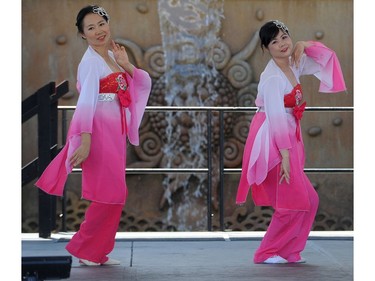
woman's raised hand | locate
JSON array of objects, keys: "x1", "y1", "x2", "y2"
[{"x1": 111, "y1": 40, "x2": 134, "y2": 75}]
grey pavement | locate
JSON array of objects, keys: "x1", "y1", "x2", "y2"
[{"x1": 22, "y1": 231, "x2": 353, "y2": 281}]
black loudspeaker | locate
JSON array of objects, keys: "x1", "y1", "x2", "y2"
[{"x1": 22, "y1": 256, "x2": 72, "y2": 280}]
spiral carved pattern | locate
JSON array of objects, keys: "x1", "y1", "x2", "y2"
[
  {"x1": 133, "y1": 131, "x2": 163, "y2": 166},
  {"x1": 237, "y1": 83, "x2": 258, "y2": 106},
  {"x1": 232, "y1": 115, "x2": 252, "y2": 144},
  {"x1": 212, "y1": 41, "x2": 231, "y2": 70},
  {"x1": 227, "y1": 61, "x2": 253, "y2": 88},
  {"x1": 144, "y1": 46, "x2": 166, "y2": 78},
  {"x1": 223, "y1": 138, "x2": 244, "y2": 167}
]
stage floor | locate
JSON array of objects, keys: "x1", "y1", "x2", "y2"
[{"x1": 21, "y1": 231, "x2": 353, "y2": 281}]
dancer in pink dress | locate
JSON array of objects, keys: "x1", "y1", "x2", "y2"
[
  {"x1": 236, "y1": 20, "x2": 346, "y2": 264},
  {"x1": 35, "y1": 5, "x2": 151, "y2": 266}
]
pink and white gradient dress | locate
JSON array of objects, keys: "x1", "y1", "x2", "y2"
[
  {"x1": 35, "y1": 46, "x2": 152, "y2": 205},
  {"x1": 236, "y1": 41, "x2": 347, "y2": 211}
]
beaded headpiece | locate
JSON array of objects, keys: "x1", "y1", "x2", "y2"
[
  {"x1": 92, "y1": 6, "x2": 110, "y2": 21},
  {"x1": 272, "y1": 20, "x2": 289, "y2": 34}
]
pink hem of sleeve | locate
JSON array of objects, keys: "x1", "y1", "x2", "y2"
[
  {"x1": 34, "y1": 145, "x2": 70, "y2": 196},
  {"x1": 305, "y1": 41, "x2": 347, "y2": 93},
  {"x1": 125, "y1": 68, "x2": 152, "y2": 146}
]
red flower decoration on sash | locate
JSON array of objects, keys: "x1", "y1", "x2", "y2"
[
  {"x1": 116, "y1": 74, "x2": 131, "y2": 108},
  {"x1": 293, "y1": 101, "x2": 306, "y2": 120}
]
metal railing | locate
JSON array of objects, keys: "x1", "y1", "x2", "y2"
[
  {"x1": 22, "y1": 80, "x2": 70, "y2": 238},
  {"x1": 58, "y1": 105, "x2": 353, "y2": 232}
]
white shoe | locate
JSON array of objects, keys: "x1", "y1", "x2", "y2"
[
  {"x1": 79, "y1": 259, "x2": 100, "y2": 266},
  {"x1": 102, "y1": 258, "x2": 121, "y2": 266},
  {"x1": 262, "y1": 255, "x2": 288, "y2": 264}
]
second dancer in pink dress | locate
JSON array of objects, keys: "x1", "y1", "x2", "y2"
[{"x1": 236, "y1": 20, "x2": 346, "y2": 264}]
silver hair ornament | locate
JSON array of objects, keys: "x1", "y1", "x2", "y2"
[
  {"x1": 92, "y1": 6, "x2": 110, "y2": 21},
  {"x1": 272, "y1": 20, "x2": 289, "y2": 34}
]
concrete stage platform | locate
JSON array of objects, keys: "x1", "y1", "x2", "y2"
[{"x1": 22, "y1": 231, "x2": 353, "y2": 281}]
